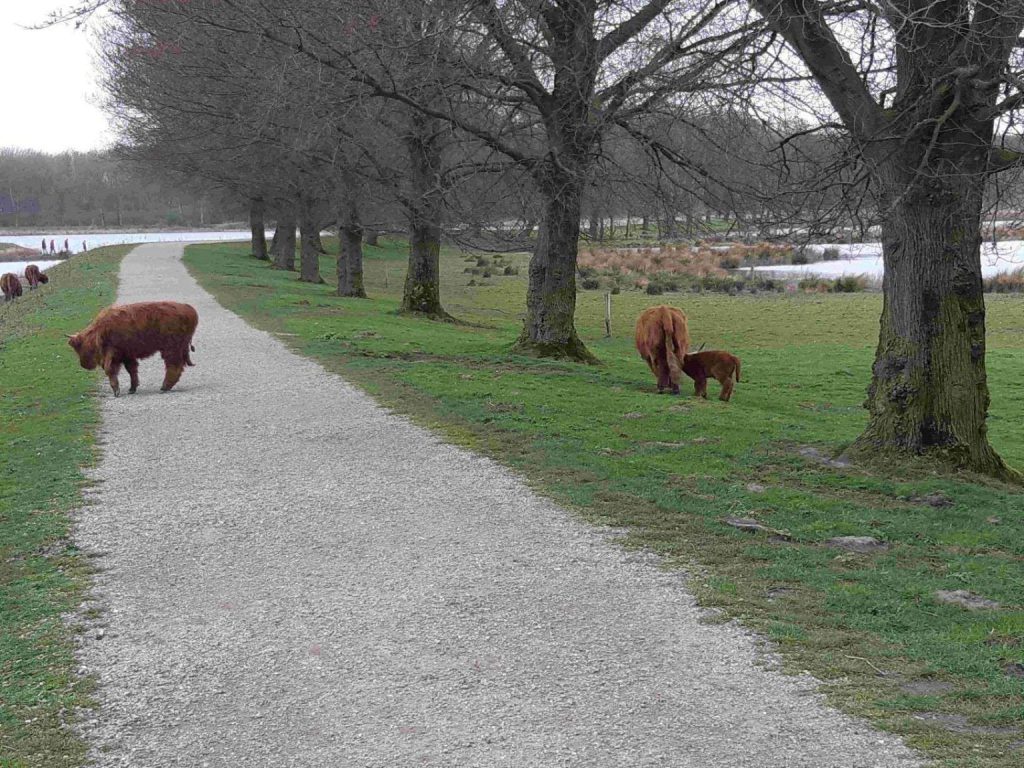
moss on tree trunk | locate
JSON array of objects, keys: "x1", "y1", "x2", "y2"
[
  {"x1": 513, "y1": 177, "x2": 596, "y2": 363},
  {"x1": 847, "y1": 179, "x2": 1016, "y2": 480},
  {"x1": 401, "y1": 114, "x2": 450, "y2": 319},
  {"x1": 401, "y1": 221, "x2": 450, "y2": 318}
]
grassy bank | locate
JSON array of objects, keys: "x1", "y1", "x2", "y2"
[
  {"x1": 186, "y1": 239, "x2": 1023, "y2": 767},
  {"x1": 0, "y1": 246, "x2": 129, "y2": 767}
]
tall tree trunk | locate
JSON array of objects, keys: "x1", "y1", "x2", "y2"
[
  {"x1": 250, "y1": 197, "x2": 268, "y2": 260},
  {"x1": 269, "y1": 224, "x2": 281, "y2": 255},
  {"x1": 312, "y1": 229, "x2": 327, "y2": 254},
  {"x1": 401, "y1": 114, "x2": 449, "y2": 318},
  {"x1": 403, "y1": 218, "x2": 446, "y2": 314},
  {"x1": 513, "y1": 175, "x2": 595, "y2": 362},
  {"x1": 337, "y1": 193, "x2": 366, "y2": 298},
  {"x1": 847, "y1": 171, "x2": 1011, "y2": 478},
  {"x1": 271, "y1": 211, "x2": 296, "y2": 271},
  {"x1": 298, "y1": 204, "x2": 323, "y2": 283}
]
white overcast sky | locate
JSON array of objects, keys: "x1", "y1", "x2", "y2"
[{"x1": 0, "y1": 1, "x2": 111, "y2": 154}]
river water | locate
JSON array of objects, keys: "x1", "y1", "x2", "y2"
[
  {"x1": 0, "y1": 230, "x2": 259, "y2": 277},
  {"x1": 753, "y1": 241, "x2": 1024, "y2": 280}
]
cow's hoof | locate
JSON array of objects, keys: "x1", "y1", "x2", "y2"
[{"x1": 128, "y1": 388, "x2": 137, "y2": 394}]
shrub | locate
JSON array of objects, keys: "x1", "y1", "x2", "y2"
[
  {"x1": 467, "y1": 279, "x2": 477, "y2": 286},
  {"x1": 791, "y1": 250, "x2": 809, "y2": 265},
  {"x1": 645, "y1": 282, "x2": 664, "y2": 295},
  {"x1": 985, "y1": 267, "x2": 1024, "y2": 293},
  {"x1": 610, "y1": 284, "x2": 621, "y2": 295},
  {"x1": 581, "y1": 277, "x2": 601, "y2": 290},
  {"x1": 578, "y1": 265, "x2": 598, "y2": 278},
  {"x1": 476, "y1": 257, "x2": 491, "y2": 267},
  {"x1": 798, "y1": 277, "x2": 830, "y2": 293},
  {"x1": 483, "y1": 269, "x2": 493, "y2": 278},
  {"x1": 833, "y1": 275, "x2": 867, "y2": 293},
  {"x1": 822, "y1": 246, "x2": 842, "y2": 261},
  {"x1": 503, "y1": 265, "x2": 519, "y2": 276},
  {"x1": 720, "y1": 256, "x2": 741, "y2": 270},
  {"x1": 700, "y1": 275, "x2": 735, "y2": 293}
]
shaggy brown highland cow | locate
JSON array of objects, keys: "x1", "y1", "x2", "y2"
[
  {"x1": 24, "y1": 264, "x2": 48, "y2": 288},
  {"x1": 68, "y1": 301, "x2": 198, "y2": 396},
  {"x1": 682, "y1": 350, "x2": 742, "y2": 402},
  {"x1": 1, "y1": 272, "x2": 23, "y2": 301},
  {"x1": 635, "y1": 305, "x2": 690, "y2": 394}
]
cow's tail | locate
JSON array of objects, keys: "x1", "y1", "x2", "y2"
[
  {"x1": 734, "y1": 357, "x2": 741, "y2": 383},
  {"x1": 663, "y1": 310, "x2": 683, "y2": 382}
]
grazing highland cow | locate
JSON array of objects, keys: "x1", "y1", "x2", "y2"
[
  {"x1": 635, "y1": 305, "x2": 690, "y2": 394},
  {"x1": 68, "y1": 301, "x2": 198, "y2": 396},
  {"x1": 24, "y1": 264, "x2": 48, "y2": 288},
  {"x1": 682, "y1": 350, "x2": 742, "y2": 402},
  {"x1": 1, "y1": 272, "x2": 23, "y2": 301}
]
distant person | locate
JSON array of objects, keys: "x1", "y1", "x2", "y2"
[
  {"x1": 64, "y1": 238, "x2": 69, "y2": 253},
  {"x1": 82, "y1": 240, "x2": 88, "y2": 253},
  {"x1": 41, "y1": 237, "x2": 47, "y2": 253},
  {"x1": 49, "y1": 239, "x2": 56, "y2": 255}
]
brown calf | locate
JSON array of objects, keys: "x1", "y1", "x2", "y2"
[
  {"x1": 682, "y1": 350, "x2": 742, "y2": 402},
  {"x1": 68, "y1": 301, "x2": 199, "y2": 396},
  {"x1": 635, "y1": 305, "x2": 690, "y2": 394}
]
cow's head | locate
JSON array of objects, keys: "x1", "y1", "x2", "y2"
[{"x1": 68, "y1": 334, "x2": 98, "y2": 370}]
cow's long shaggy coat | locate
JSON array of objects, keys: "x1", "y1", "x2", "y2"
[
  {"x1": 68, "y1": 301, "x2": 198, "y2": 395},
  {"x1": 24, "y1": 264, "x2": 48, "y2": 288},
  {"x1": 1, "y1": 272, "x2": 23, "y2": 301},
  {"x1": 635, "y1": 305, "x2": 690, "y2": 394}
]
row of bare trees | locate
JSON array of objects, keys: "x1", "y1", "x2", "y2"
[
  {"x1": 0, "y1": 148, "x2": 243, "y2": 229},
  {"x1": 71, "y1": 0, "x2": 1024, "y2": 478}
]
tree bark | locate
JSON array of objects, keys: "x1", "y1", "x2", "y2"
[
  {"x1": 337, "y1": 193, "x2": 366, "y2": 298},
  {"x1": 271, "y1": 212, "x2": 296, "y2": 271},
  {"x1": 311, "y1": 229, "x2": 327, "y2": 254},
  {"x1": 513, "y1": 174, "x2": 595, "y2": 362},
  {"x1": 250, "y1": 197, "x2": 268, "y2": 260},
  {"x1": 401, "y1": 114, "x2": 449, "y2": 318},
  {"x1": 846, "y1": 169, "x2": 1011, "y2": 478},
  {"x1": 298, "y1": 203, "x2": 324, "y2": 283}
]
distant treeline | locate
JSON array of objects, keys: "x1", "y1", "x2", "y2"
[{"x1": 0, "y1": 148, "x2": 245, "y2": 229}]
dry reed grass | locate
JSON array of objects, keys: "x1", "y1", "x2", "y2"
[{"x1": 578, "y1": 241, "x2": 795, "y2": 278}]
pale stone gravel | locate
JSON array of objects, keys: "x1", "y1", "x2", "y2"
[{"x1": 73, "y1": 242, "x2": 922, "y2": 767}]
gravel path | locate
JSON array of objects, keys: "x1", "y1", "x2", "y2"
[{"x1": 74, "y1": 243, "x2": 922, "y2": 767}]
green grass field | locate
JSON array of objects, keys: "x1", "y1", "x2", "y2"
[
  {"x1": 186, "y1": 238, "x2": 1024, "y2": 766},
  {"x1": 0, "y1": 246, "x2": 129, "y2": 767}
]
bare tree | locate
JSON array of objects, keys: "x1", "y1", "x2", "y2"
[{"x1": 748, "y1": 1, "x2": 1024, "y2": 478}]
